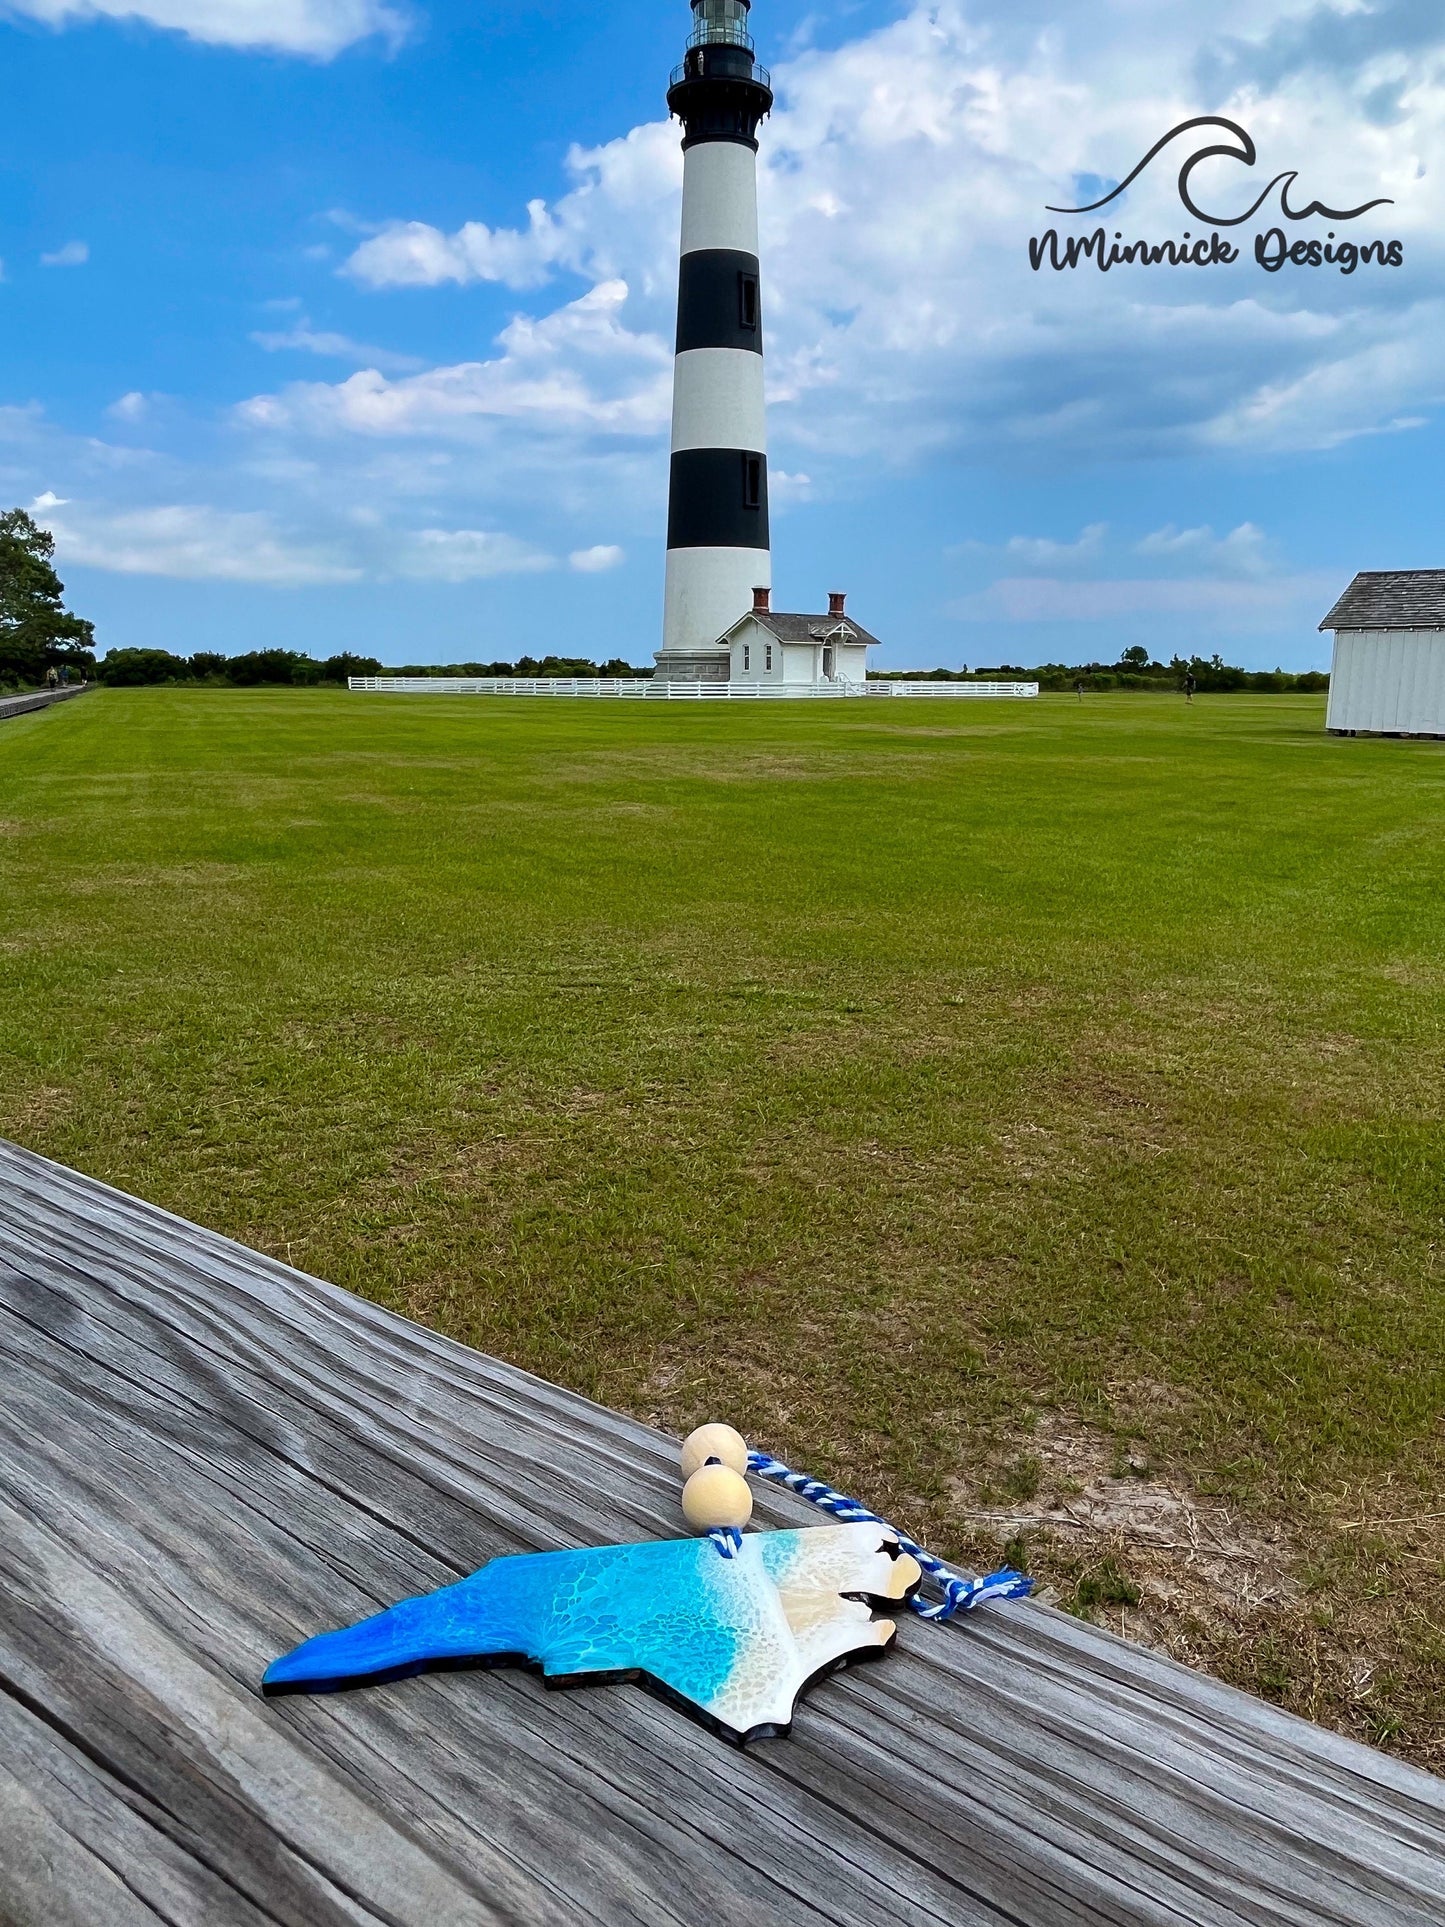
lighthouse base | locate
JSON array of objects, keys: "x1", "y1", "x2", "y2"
[
  {"x1": 650, "y1": 646, "x2": 732, "y2": 683},
  {"x1": 660, "y1": 545, "x2": 769, "y2": 679}
]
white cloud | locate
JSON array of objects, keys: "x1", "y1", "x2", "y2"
[
  {"x1": 952, "y1": 572, "x2": 1334, "y2": 630},
  {"x1": 950, "y1": 517, "x2": 1321, "y2": 635},
  {"x1": 345, "y1": 203, "x2": 567, "y2": 293},
  {"x1": 397, "y1": 528, "x2": 553, "y2": 582},
  {"x1": 38, "y1": 501, "x2": 361, "y2": 584},
  {"x1": 1195, "y1": 306, "x2": 1445, "y2": 451},
  {"x1": 769, "y1": 469, "x2": 813, "y2": 503},
  {"x1": 1136, "y1": 521, "x2": 1273, "y2": 576},
  {"x1": 977, "y1": 523, "x2": 1109, "y2": 568},
  {"x1": 239, "y1": 280, "x2": 671, "y2": 440},
  {"x1": 9, "y1": 421, "x2": 564, "y2": 584},
  {"x1": 40, "y1": 240, "x2": 88, "y2": 268},
  {"x1": 251, "y1": 321, "x2": 425, "y2": 374},
  {"x1": 341, "y1": 121, "x2": 682, "y2": 295},
  {"x1": 5, "y1": 0, "x2": 406, "y2": 55},
  {"x1": 106, "y1": 392, "x2": 151, "y2": 422},
  {"x1": 569, "y1": 543, "x2": 624, "y2": 572}
]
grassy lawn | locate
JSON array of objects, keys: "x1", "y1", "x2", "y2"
[{"x1": 4, "y1": 685, "x2": 1444, "y2": 1759}]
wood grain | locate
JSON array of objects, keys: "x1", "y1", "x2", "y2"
[{"x1": 0, "y1": 1135, "x2": 1441, "y2": 1925}]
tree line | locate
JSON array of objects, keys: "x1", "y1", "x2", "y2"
[
  {"x1": 97, "y1": 643, "x2": 1332, "y2": 691},
  {"x1": 878, "y1": 647, "x2": 1329, "y2": 694},
  {"x1": 96, "y1": 650, "x2": 654, "y2": 685},
  {"x1": 52, "y1": 641, "x2": 1338, "y2": 696}
]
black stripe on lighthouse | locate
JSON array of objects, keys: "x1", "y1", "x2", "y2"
[
  {"x1": 667, "y1": 449, "x2": 770, "y2": 550},
  {"x1": 675, "y1": 249, "x2": 762, "y2": 354}
]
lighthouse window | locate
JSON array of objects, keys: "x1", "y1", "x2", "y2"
[
  {"x1": 742, "y1": 454, "x2": 762, "y2": 510},
  {"x1": 743, "y1": 642, "x2": 750, "y2": 671},
  {"x1": 738, "y1": 272, "x2": 758, "y2": 330},
  {"x1": 691, "y1": 0, "x2": 752, "y2": 48},
  {"x1": 765, "y1": 642, "x2": 773, "y2": 671}
]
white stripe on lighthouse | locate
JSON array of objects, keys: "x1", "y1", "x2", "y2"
[
  {"x1": 663, "y1": 547, "x2": 771, "y2": 666},
  {"x1": 670, "y1": 348, "x2": 766, "y2": 452},
  {"x1": 679, "y1": 142, "x2": 759, "y2": 256}
]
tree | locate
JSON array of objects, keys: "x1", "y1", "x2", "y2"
[
  {"x1": 320, "y1": 653, "x2": 383, "y2": 682},
  {"x1": 225, "y1": 649, "x2": 315, "y2": 685},
  {"x1": 0, "y1": 508, "x2": 95, "y2": 687},
  {"x1": 100, "y1": 648, "x2": 192, "y2": 685},
  {"x1": 189, "y1": 652, "x2": 230, "y2": 680},
  {"x1": 1119, "y1": 644, "x2": 1150, "y2": 669}
]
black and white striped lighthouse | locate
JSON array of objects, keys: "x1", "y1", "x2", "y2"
[{"x1": 656, "y1": 0, "x2": 773, "y2": 681}]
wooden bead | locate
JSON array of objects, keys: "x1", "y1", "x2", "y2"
[
  {"x1": 681, "y1": 1463, "x2": 753, "y2": 1532},
  {"x1": 679, "y1": 1423, "x2": 748, "y2": 1481}
]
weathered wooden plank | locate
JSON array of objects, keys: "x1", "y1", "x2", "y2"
[
  {"x1": 1, "y1": 1136, "x2": 1443, "y2": 1926},
  {"x1": 0, "y1": 1689, "x2": 358, "y2": 1927}
]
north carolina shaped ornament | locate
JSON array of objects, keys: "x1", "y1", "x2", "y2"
[{"x1": 263, "y1": 1521, "x2": 922, "y2": 1742}]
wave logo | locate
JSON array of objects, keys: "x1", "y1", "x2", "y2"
[{"x1": 1032, "y1": 115, "x2": 1402, "y2": 277}]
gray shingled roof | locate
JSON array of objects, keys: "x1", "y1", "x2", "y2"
[
  {"x1": 724, "y1": 610, "x2": 883, "y2": 648},
  {"x1": 1319, "y1": 571, "x2": 1445, "y2": 632}
]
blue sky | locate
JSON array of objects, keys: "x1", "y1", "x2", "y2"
[{"x1": 2, "y1": 0, "x2": 1441, "y2": 671}]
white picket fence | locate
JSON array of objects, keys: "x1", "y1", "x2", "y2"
[{"x1": 348, "y1": 677, "x2": 1039, "y2": 700}]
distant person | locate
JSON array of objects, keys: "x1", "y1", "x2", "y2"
[
  {"x1": 1075, "y1": 678, "x2": 1085, "y2": 702},
  {"x1": 1183, "y1": 669, "x2": 1197, "y2": 704},
  {"x1": 45, "y1": 665, "x2": 58, "y2": 689}
]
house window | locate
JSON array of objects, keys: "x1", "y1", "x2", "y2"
[
  {"x1": 742, "y1": 453, "x2": 761, "y2": 510},
  {"x1": 738, "y1": 272, "x2": 759, "y2": 330},
  {"x1": 743, "y1": 642, "x2": 750, "y2": 671},
  {"x1": 765, "y1": 642, "x2": 773, "y2": 671}
]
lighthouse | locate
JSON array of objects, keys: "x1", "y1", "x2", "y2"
[{"x1": 656, "y1": 0, "x2": 774, "y2": 681}]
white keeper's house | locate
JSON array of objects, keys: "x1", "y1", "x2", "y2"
[
  {"x1": 720, "y1": 588, "x2": 876, "y2": 687},
  {"x1": 1321, "y1": 571, "x2": 1445, "y2": 738}
]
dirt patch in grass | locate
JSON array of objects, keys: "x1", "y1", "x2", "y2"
[
  {"x1": 954, "y1": 1406, "x2": 1301, "y2": 1627},
  {"x1": 942, "y1": 1404, "x2": 1445, "y2": 1759},
  {"x1": 7, "y1": 1084, "x2": 76, "y2": 1134}
]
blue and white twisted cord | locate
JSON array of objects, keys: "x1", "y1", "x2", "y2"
[{"x1": 707, "y1": 1451, "x2": 1031, "y2": 1620}]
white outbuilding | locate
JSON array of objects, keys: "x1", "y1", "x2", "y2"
[
  {"x1": 1320, "y1": 572, "x2": 1445, "y2": 738},
  {"x1": 720, "y1": 588, "x2": 876, "y2": 687}
]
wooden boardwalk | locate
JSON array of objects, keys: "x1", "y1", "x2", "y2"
[
  {"x1": 0, "y1": 685, "x2": 90, "y2": 723},
  {"x1": 2, "y1": 1135, "x2": 1442, "y2": 1925}
]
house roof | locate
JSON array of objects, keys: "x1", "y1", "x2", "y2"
[
  {"x1": 719, "y1": 610, "x2": 883, "y2": 649},
  {"x1": 1319, "y1": 571, "x2": 1445, "y2": 632}
]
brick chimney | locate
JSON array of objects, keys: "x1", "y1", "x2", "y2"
[
  {"x1": 828, "y1": 591, "x2": 846, "y2": 617},
  {"x1": 752, "y1": 585, "x2": 771, "y2": 613}
]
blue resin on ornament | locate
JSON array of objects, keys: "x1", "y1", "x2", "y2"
[{"x1": 264, "y1": 1524, "x2": 912, "y2": 1739}]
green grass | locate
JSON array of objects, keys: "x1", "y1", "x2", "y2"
[{"x1": 4, "y1": 686, "x2": 1445, "y2": 1754}]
